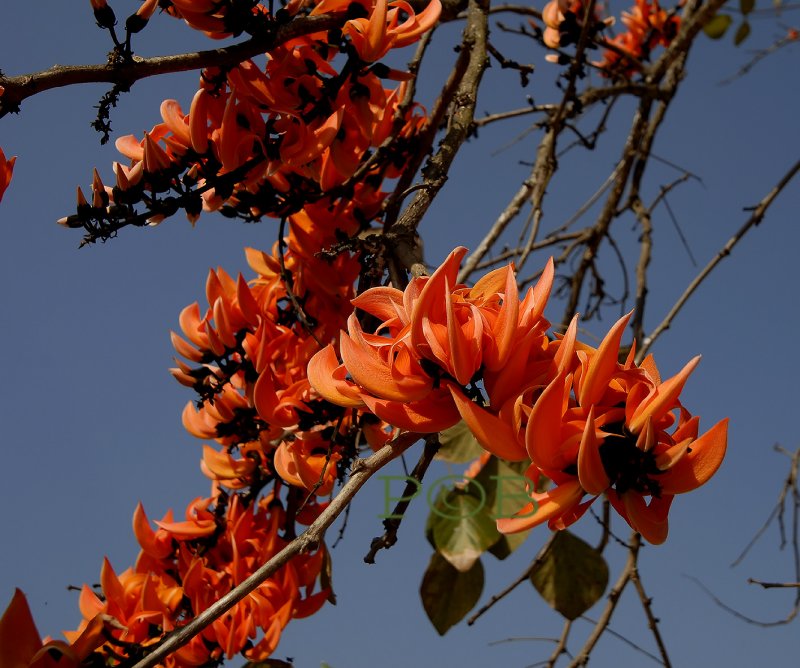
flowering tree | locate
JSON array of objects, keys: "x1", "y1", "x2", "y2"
[{"x1": 0, "y1": 1, "x2": 798, "y2": 666}]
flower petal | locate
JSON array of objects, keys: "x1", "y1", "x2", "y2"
[
  {"x1": 577, "y1": 407, "x2": 610, "y2": 495},
  {"x1": 621, "y1": 492, "x2": 673, "y2": 545},
  {"x1": 448, "y1": 385, "x2": 527, "y2": 461},
  {"x1": 497, "y1": 479, "x2": 584, "y2": 534},
  {"x1": 659, "y1": 418, "x2": 728, "y2": 495},
  {"x1": 628, "y1": 356, "x2": 700, "y2": 434},
  {"x1": 579, "y1": 311, "x2": 631, "y2": 407}
]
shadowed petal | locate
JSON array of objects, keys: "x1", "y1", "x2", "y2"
[
  {"x1": 577, "y1": 407, "x2": 610, "y2": 495},
  {"x1": 0, "y1": 589, "x2": 43, "y2": 668},
  {"x1": 621, "y1": 492, "x2": 673, "y2": 545}
]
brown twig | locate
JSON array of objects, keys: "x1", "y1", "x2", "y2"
[
  {"x1": 385, "y1": 0, "x2": 490, "y2": 275},
  {"x1": 630, "y1": 545, "x2": 672, "y2": 667},
  {"x1": 467, "y1": 533, "x2": 557, "y2": 625},
  {"x1": 568, "y1": 531, "x2": 640, "y2": 667},
  {"x1": 748, "y1": 579, "x2": 800, "y2": 589},
  {"x1": 363, "y1": 434, "x2": 440, "y2": 563},
  {"x1": 638, "y1": 158, "x2": 800, "y2": 361},
  {"x1": 130, "y1": 432, "x2": 421, "y2": 668},
  {"x1": 0, "y1": 14, "x2": 343, "y2": 115}
]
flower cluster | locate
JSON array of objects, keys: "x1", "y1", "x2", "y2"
[
  {"x1": 536, "y1": 0, "x2": 681, "y2": 77},
  {"x1": 0, "y1": 1, "x2": 441, "y2": 666},
  {"x1": 312, "y1": 248, "x2": 728, "y2": 544},
  {"x1": 63, "y1": 493, "x2": 329, "y2": 665},
  {"x1": 597, "y1": 0, "x2": 681, "y2": 75},
  {"x1": 59, "y1": 0, "x2": 437, "y2": 239}
]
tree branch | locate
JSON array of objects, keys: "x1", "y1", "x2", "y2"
[
  {"x1": 0, "y1": 14, "x2": 342, "y2": 115},
  {"x1": 130, "y1": 432, "x2": 421, "y2": 668}
]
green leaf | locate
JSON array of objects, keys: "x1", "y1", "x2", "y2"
[
  {"x1": 529, "y1": 530, "x2": 609, "y2": 620},
  {"x1": 436, "y1": 420, "x2": 484, "y2": 463},
  {"x1": 428, "y1": 487, "x2": 498, "y2": 571},
  {"x1": 734, "y1": 20, "x2": 751, "y2": 45},
  {"x1": 420, "y1": 552, "x2": 484, "y2": 635},
  {"x1": 703, "y1": 13, "x2": 733, "y2": 39},
  {"x1": 739, "y1": 0, "x2": 755, "y2": 14},
  {"x1": 488, "y1": 529, "x2": 531, "y2": 560},
  {"x1": 473, "y1": 456, "x2": 541, "y2": 521},
  {"x1": 242, "y1": 661, "x2": 294, "y2": 668}
]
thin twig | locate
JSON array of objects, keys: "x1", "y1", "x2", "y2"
[
  {"x1": 568, "y1": 531, "x2": 640, "y2": 667},
  {"x1": 364, "y1": 434, "x2": 440, "y2": 563},
  {"x1": 467, "y1": 533, "x2": 557, "y2": 625},
  {"x1": 130, "y1": 432, "x2": 421, "y2": 668},
  {"x1": 638, "y1": 158, "x2": 800, "y2": 361}
]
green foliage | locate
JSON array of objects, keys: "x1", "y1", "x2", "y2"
[
  {"x1": 703, "y1": 13, "x2": 733, "y2": 39},
  {"x1": 739, "y1": 0, "x2": 755, "y2": 14},
  {"x1": 734, "y1": 21, "x2": 751, "y2": 45},
  {"x1": 420, "y1": 552, "x2": 484, "y2": 635},
  {"x1": 530, "y1": 531, "x2": 609, "y2": 621},
  {"x1": 436, "y1": 421, "x2": 484, "y2": 464},
  {"x1": 421, "y1": 455, "x2": 538, "y2": 633},
  {"x1": 427, "y1": 486, "x2": 498, "y2": 571}
]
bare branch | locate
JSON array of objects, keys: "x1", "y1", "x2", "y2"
[
  {"x1": 638, "y1": 158, "x2": 800, "y2": 361},
  {"x1": 0, "y1": 15, "x2": 343, "y2": 116}
]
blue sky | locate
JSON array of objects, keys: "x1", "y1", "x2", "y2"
[{"x1": 1, "y1": 3, "x2": 799, "y2": 667}]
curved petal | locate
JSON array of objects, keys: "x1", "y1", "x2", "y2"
[
  {"x1": 306, "y1": 344, "x2": 366, "y2": 408},
  {"x1": 629, "y1": 356, "x2": 700, "y2": 434},
  {"x1": 361, "y1": 389, "x2": 459, "y2": 433},
  {"x1": 659, "y1": 418, "x2": 728, "y2": 495},
  {"x1": 579, "y1": 311, "x2": 631, "y2": 407},
  {"x1": 519, "y1": 256, "x2": 554, "y2": 327},
  {"x1": 341, "y1": 316, "x2": 432, "y2": 402},
  {"x1": 526, "y1": 373, "x2": 569, "y2": 469},
  {"x1": 577, "y1": 407, "x2": 610, "y2": 495},
  {"x1": 497, "y1": 479, "x2": 584, "y2": 534},
  {"x1": 448, "y1": 385, "x2": 527, "y2": 461},
  {"x1": 410, "y1": 247, "x2": 468, "y2": 354},
  {"x1": 621, "y1": 492, "x2": 673, "y2": 545}
]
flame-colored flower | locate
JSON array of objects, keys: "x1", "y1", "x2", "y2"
[
  {"x1": 496, "y1": 312, "x2": 728, "y2": 543},
  {"x1": 308, "y1": 248, "x2": 556, "y2": 437}
]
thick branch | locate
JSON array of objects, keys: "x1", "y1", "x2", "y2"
[
  {"x1": 0, "y1": 14, "x2": 341, "y2": 115},
  {"x1": 386, "y1": 0, "x2": 490, "y2": 274}
]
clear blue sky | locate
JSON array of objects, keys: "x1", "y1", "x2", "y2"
[{"x1": 1, "y1": 3, "x2": 799, "y2": 666}]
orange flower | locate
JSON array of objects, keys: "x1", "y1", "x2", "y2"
[
  {"x1": 0, "y1": 147, "x2": 16, "y2": 203},
  {"x1": 312, "y1": 0, "x2": 441, "y2": 62},
  {"x1": 0, "y1": 589, "x2": 101, "y2": 668},
  {"x1": 309, "y1": 248, "x2": 558, "y2": 437},
  {"x1": 496, "y1": 313, "x2": 728, "y2": 544}
]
